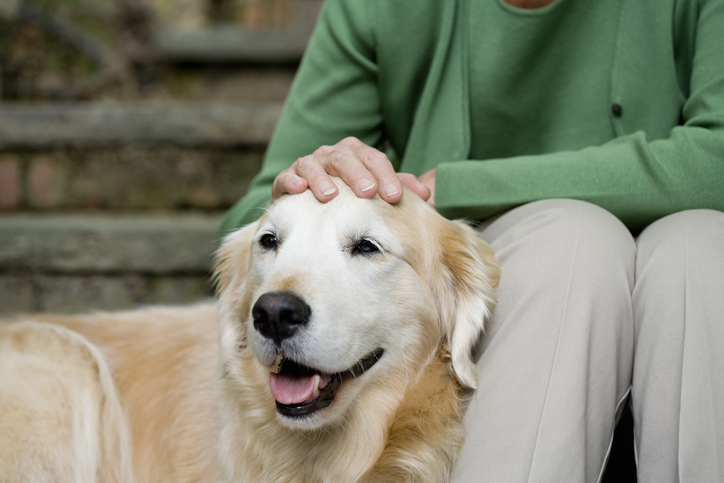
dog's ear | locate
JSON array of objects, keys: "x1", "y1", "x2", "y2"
[
  {"x1": 433, "y1": 221, "x2": 499, "y2": 389},
  {"x1": 213, "y1": 221, "x2": 260, "y2": 297},
  {"x1": 214, "y1": 221, "x2": 260, "y2": 359}
]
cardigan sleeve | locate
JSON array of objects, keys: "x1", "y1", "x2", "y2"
[
  {"x1": 436, "y1": 0, "x2": 724, "y2": 231},
  {"x1": 218, "y1": 0, "x2": 384, "y2": 238}
]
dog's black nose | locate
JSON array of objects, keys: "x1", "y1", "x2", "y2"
[{"x1": 252, "y1": 292, "x2": 311, "y2": 345}]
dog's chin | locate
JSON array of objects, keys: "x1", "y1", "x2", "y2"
[{"x1": 266, "y1": 349, "x2": 384, "y2": 427}]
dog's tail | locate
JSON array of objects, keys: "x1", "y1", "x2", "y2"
[{"x1": 0, "y1": 320, "x2": 134, "y2": 483}]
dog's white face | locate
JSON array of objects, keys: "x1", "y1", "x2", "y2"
[{"x1": 215, "y1": 182, "x2": 498, "y2": 430}]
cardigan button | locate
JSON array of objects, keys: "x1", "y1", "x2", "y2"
[{"x1": 612, "y1": 104, "x2": 623, "y2": 117}]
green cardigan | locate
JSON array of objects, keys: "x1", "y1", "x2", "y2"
[{"x1": 220, "y1": 0, "x2": 724, "y2": 237}]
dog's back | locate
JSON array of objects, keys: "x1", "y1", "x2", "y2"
[
  {"x1": 0, "y1": 320, "x2": 132, "y2": 482},
  {"x1": 0, "y1": 304, "x2": 221, "y2": 483}
]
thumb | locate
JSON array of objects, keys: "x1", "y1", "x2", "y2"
[{"x1": 398, "y1": 173, "x2": 431, "y2": 201}]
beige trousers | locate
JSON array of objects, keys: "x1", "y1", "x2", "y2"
[{"x1": 452, "y1": 199, "x2": 724, "y2": 483}]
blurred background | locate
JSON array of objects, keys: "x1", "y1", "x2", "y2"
[{"x1": 0, "y1": 0, "x2": 323, "y2": 314}]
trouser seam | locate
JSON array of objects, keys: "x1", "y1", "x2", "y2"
[{"x1": 676, "y1": 211, "x2": 690, "y2": 482}]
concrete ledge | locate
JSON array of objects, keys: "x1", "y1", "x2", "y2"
[
  {"x1": 0, "y1": 101, "x2": 283, "y2": 149},
  {"x1": 0, "y1": 213, "x2": 223, "y2": 274}
]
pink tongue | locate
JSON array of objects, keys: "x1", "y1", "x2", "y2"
[{"x1": 269, "y1": 372, "x2": 319, "y2": 405}]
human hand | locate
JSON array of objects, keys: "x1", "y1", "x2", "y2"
[
  {"x1": 272, "y1": 137, "x2": 431, "y2": 203},
  {"x1": 418, "y1": 168, "x2": 436, "y2": 209}
]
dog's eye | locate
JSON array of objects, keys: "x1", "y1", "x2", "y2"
[
  {"x1": 353, "y1": 238, "x2": 379, "y2": 255},
  {"x1": 260, "y1": 233, "x2": 278, "y2": 250}
]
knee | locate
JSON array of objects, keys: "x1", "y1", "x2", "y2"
[
  {"x1": 636, "y1": 210, "x2": 724, "y2": 268},
  {"x1": 486, "y1": 199, "x2": 636, "y2": 288},
  {"x1": 633, "y1": 211, "x2": 724, "y2": 354},
  {"x1": 512, "y1": 199, "x2": 636, "y2": 261},
  {"x1": 634, "y1": 210, "x2": 724, "y2": 323}
]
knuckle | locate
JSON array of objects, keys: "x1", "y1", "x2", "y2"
[
  {"x1": 313, "y1": 145, "x2": 333, "y2": 157},
  {"x1": 339, "y1": 136, "x2": 361, "y2": 147},
  {"x1": 294, "y1": 155, "x2": 314, "y2": 170},
  {"x1": 363, "y1": 150, "x2": 388, "y2": 167},
  {"x1": 331, "y1": 150, "x2": 350, "y2": 168}
]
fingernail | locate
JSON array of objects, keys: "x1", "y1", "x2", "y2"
[
  {"x1": 359, "y1": 178, "x2": 376, "y2": 192},
  {"x1": 320, "y1": 181, "x2": 337, "y2": 196},
  {"x1": 385, "y1": 184, "x2": 400, "y2": 197}
]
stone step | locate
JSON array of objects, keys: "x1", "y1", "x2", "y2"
[
  {"x1": 0, "y1": 146, "x2": 262, "y2": 211},
  {"x1": 0, "y1": 212, "x2": 222, "y2": 274},
  {"x1": 0, "y1": 271, "x2": 215, "y2": 316},
  {"x1": 0, "y1": 212, "x2": 226, "y2": 315},
  {"x1": 0, "y1": 101, "x2": 282, "y2": 150},
  {"x1": 153, "y1": 26, "x2": 312, "y2": 64}
]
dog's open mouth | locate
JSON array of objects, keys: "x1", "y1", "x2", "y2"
[{"x1": 269, "y1": 349, "x2": 384, "y2": 418}]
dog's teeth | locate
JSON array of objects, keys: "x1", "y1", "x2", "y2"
[{"x1": 312, "y1": 374, "x2": 321, "y2": 397}]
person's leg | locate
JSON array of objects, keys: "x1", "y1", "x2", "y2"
[
  {"x1": 452, "y1": 199, "x2": 635, "y2": 482},
  {"x1": 632, "y1": 210, "x2": 724, "y2": 483}
]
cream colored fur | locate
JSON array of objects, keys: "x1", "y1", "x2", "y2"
[{"x1": 0, "y1": 182, "x2": 498, "y2": 482}]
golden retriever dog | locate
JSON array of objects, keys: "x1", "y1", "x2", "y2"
[{"x1": 0, "y1": 180, "x2": 499, "y2": 483}]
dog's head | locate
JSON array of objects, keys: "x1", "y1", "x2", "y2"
[{"x1": 215, "y1": 181, "x2": 498, "y2": 429}]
